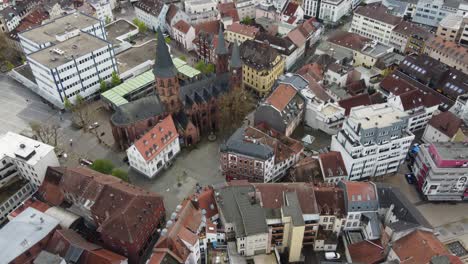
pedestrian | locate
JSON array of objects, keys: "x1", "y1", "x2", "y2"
[{"x1": 69, "y1": 139, "x2": 73, "y2": 147}]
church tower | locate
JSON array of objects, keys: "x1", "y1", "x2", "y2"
[
  {"x1": 229, "y1": 40, "x2": 243, "y2": 89},
  {"x1": 215, "y1": 27, "x2": 229, "y2": 75},
  {"x1": 154, "y1": 27, "x2": 181, "y2": 114}
]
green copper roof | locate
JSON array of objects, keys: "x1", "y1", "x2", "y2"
[{"x1": 102, "y1": 58, "x2": 200, "y2": 107}]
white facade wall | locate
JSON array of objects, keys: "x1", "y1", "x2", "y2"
[
  {"x1": 236, "y1": 233, "x2": 269, "y2": 256},
  {"x1": 301, "y1": 89, "x2": 345, "y2": 134},
  {"x1": 422, "y1": 125, "x2": 451, "y2": 143},
  {"x1": 127, "y1": 138, "x2": 181, "y2": 178},
  {"x1": 303, "y1": 0, "x2": 351, "y2": 23},
  {"x1": 413, "y1": 0, "x2": 458, "y2": 27},
  {"x1": 181, "y1": 239, "x2": 201, "y2": 264},
  {"x1": 325, "y1": 69, "x2": 347, "y2": 87},
  {"x1": 173, "y1": 25, "x2": 195, "y2": 50},
  {"x1": 0, "y1": 157, "x2": 19, "y2": 189},
  {"x1": 28, "y1": 43, "x2": 116, "y2": 107},
  {"x1": 185, "y1": 0, "x2": 218, "y2": 24},
  {"x1": 389, "y1": 30, "x2": 407, "y2": 53},
  {"x1": 91, "y1": 0, "x2": 114, "y2": 21},
  {"x1": 4, "y1": 14, "x2": 20, "y2": 32},
  {"x1": 236, "y1": 0, "x2": 257, "y2": 20},
  {"x1": 135, "y1": 4, "x2": 169, "y2": 31},
  {"x1": 350, "y1": 13, "x2": 397, "y2": 44},
  {"x1": 387, "y1": 95, "x2": 439, "y2": 132}
]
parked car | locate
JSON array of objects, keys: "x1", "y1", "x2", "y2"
[
  {"x1": 79, "y1": 158, "x2": 93, "y2": 166},
  {"x1": 88, "y1": 122, "x2": 100, "y2": 130},
  {"x1": 405, "y1": 173, "x2": 415, "y2": 184},
  {"x1": 325, "y1": 252, "x2": 340, "y2": 260}
]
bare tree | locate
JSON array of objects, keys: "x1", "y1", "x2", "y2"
[
  {"x1": 218, "y1": 87, "x2": 256, "y2": 136},
  {"x1": 29, "y1": 121, "x2": 61, "y2": 147},
  {"x1": 64, "y1": 94, "x2": 91, "y2": 131}
]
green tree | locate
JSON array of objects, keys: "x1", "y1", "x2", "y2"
[
  {"x1": 111, "y1": 168, "x2": 129, "y2": 182},
  {"x1": 5, "y1": 61, "x2": 14, "y2": 71},
  {"x1": 179, "y1": 55, "x2": 187, "y2": 61},
  {"x1": 195, "y1": 61, "x2": 215, "y2": 74},
  {"x1": 111, "y1": 71, "x2": 121, "y2": 87},
  {"x1": 241, "y1": 16, "x2": 253, "y2": 25},
  {"x1": 205, "y1": 63, "x2": 215, "y2": 74},
  {"x1": 132, "y1": 18, "x2": 147, "y2": 33},
  {"x1": 100, "y1": 80, "x2": 108, "y2": 92},
  {"x1": 105, "y1": 16, "x2": 111, "y2": 24},
  {"x1": 165, "y1": 36, "x2": 171, "y2": 44},
  {"x1": 195, "y1": 60, "x2": 205, "y2": 72},
  {"x1": 218, "y1": 87, "x2": 255, "y2": 135},
  {"x1": 91, "y1": 159, "x2": 115, "y2": 174}
]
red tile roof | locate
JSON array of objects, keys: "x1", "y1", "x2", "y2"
[
  {"x1": 338, "y1": 94, "x2": 373, "y2": 116},
  {"x1": 173, "y1": 20, "x2": 192, "y2": 34},
  {"x1": 16, "y1": 7, "x2": 49, "y2": 32},
  {"x1": 380, "y1": 72, "x2": 417, "y2": 95},
  {"x1": 283, "y1": 2, "x2": 299, "y2": 16},
  {"x1": 266, "y1": 83, "x2": 298, "y2": 111},
  {"x1": 319, "y1": 151, "x2": 347, "y2": 178},
  {"x1": 218, "y1": 2, "x2": 240, "y2": 22},
  {"x1": 393, "y1": 20, "x2": 431, "y2": 39},
  {"x1": 287, "y1": 17, "x2": 319, "y2": 47},
  {"x1": 328, "y1": 31, "x2": 373, "y2": 52},
  {"x1": 341, "y1": 181, "x2": 377, "y2": 201},
  {"x1": 427, "y1": 111, "x2": 462, "y2": 138},
  {"x1": 165, "y1": 4, "x2": 179, "y2": 24},
  {"x1": 348, "y1": 239, "x2": 385, "y2": 264},
  {"x1": 297, "y1": 63, "x2": 324, "y2": 82},
  {"x1": 46, "y1": 229, "x2": 127, "y2": 264},
  {"x1": 392, "y1": 230, "x2": 451, "y2": 264},
  {"x1": 226, "y1": 22, "x2": 259, "y2": 38},
  {"x1": 313, "y1": 186, "x2": 346, "y2": 217},
  {"x1": 9, "y1": 198, "x2": 49, "y2": 218},
  {"x1": 355, "y1": 2, "x2": 402, "y2": 26},
  {"x1": 194, "y1": 20, "x2": 220, "y2": 35},
  {"x1": 345, "y1": 79, "x2": 367, "y2": 96},
  {"x1": 39, "y1": 167, "x2": 165, "y2": 246},
  {"x1": 134, "y1": 115, "x2": 178, "y2": 161},
  {"x1": 193, "y1": 186, "x2": 218, "y2": 219},
  {"x1": 398, "y1": 89, "x2": 441, "y2": 111}
]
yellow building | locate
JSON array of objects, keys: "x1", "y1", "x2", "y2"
[
  {"x1": 353, "y1": 43, "x2": 393, "y2": 68},
  {"x1": 225, "y1": 22, "x2": 259, "y2": 43},
  {"x1": 240, "y1": 40, "x2": 285, "y2": 97}
]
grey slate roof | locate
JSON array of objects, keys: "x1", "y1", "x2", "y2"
[
  {"x1": 376, "y1": 183, "x2": 432, "y2": 228},
  {"x1": 217, "y1": 185, "x2": 268, "y2": 237},
  {"x1": 362, "y1": 212, "x2": 381, "y2": 238},
  {"x1": 179, "y1": 73, "x2": 230, "y2": 107},
  {"x1": 230, "y1": 41, "x2": 242, "y2": 69},
  {"x1": 33, "y1": 251, "x2": 65, "y2": 264},
  {"x1": 153, "y1": 27, "x2": 178, "y2": 78},
  {"x1": 279, "y1": 74, "x2": 308, "y2": 91},
  {"x1": 387, "y1": 221, "x2": 420, "y2": 233},
  {"x1": 220, "y1": 127, "x2": 274, "y2": 160},
  {"x1": 215, "y1": 26, "x2": 228, "y2": 55},
  {"x1": 282, "y1": 192, "x2": 305, "y2": 226},
  {"x1": 111, "y1": 95, "x2": 165, "y2": 126}
]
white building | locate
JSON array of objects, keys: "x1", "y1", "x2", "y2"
[
  {"x1": 0, "y1": 207, "x2": 60, "y2": 263},
  {"x1": 303, "y1": 0, "x2": 352, "y2": 24},
  {"x1": 134, "y1": 0, "x2": 169, "y2": 31},
  {"x1": 0, "y1": 132, "x2": 59, "y2": 188},
  {"x1": 350, "y1": 3, "x2": 402, "y2": 45},
  {"x1": 331, "y1": 104, "x2": 415, "y2": 181},
  {"x1": 0, "y1": 7, "x2": 20, "y2": 32},
  {"x1": 301, "y1": 88, "x2": 345, "y2": 135},
  {"x1": 127, "y1": 115, "x2": 181, "y2": 178},
  {"x1": 0, "y1": 132, "x2": 59, "y2": 223},
  {"x1": 87, "y1": 0, "x2": 114, "y2": 22},
  {"x1": 184, "y1": 0, "x2": 218, "y2": 24},
  {"x1": 19, "y1": 12, "x2": 106, "y2": 55},
  {"x1": 172, "y1": 20, "x2": 195, "y2": 51},
  {"x1": 236, "y1": 0, "x2": 257, "y2": 20},
  {"x1": 26, "y1": 32, "x2": 116, "y2": 108},
  {"x1": 386, "y1": 90, "x2": 440, "y2": 132},
  {"x1": 422, "y1": 111, "x2": 464, "y2": 143},
  {"x1": 412, "y1": 0, "x2": 459, "y2": 27}
]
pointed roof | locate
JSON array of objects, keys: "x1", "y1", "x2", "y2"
[
  {"x1": 230, "y1": 41, "x2": 241, "y2": 69},
  {"x1": 153, "y1": 27, "x2": 177, "y2": 78},
  {"x1": 215, "y1": 26, "x2": 228, "y2": 55}
]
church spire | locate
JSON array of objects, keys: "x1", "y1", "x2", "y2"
[
  {"x1": 230, "y1": 40, "x2": 241, "y2": 69},
  {"x1": 215, "y1": 26, "x2": 228, "y2": 55},
  {"x1": 153, "y1": 27, "x2": 177, "y2": 78}
]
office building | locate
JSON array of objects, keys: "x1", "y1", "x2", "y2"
[
  {"x1": 413, "y1": 142, "x2": 468, "y2": 201},
  {"x1": 331, "y1": 104, "x2": 415, "y2": 180}
]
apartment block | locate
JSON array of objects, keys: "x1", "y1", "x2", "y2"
[
  {"x1": 350, "y1": 3, "x2": 402, "y2": 45},
  {"x1": 331, "y1": 104, "x2": 415, "y2": 180},
  {"x1": 134, "y1": 0, "x2": 169, "y2": 31},
  {"x1": 436, "y1": 13, "x2": 463, "y2": 42},
  {"x1": 412, "y1": 0, "x2": 459, "y2": 27},
  {"x1": 425, "y1": 35, "x2": 468, "y2": 73},
  {"x1": 413, "y1": 142, "x2": 468, "y2": 201},
  {"x1": 302, "y1": 0, "x2": 352, "y2": 24},
  {"x1": 18, "y1": 12, "x2": 106, "y2": 55},
  {"x1": 220, "y1": 125, "x2": 303, "y2": 182}
]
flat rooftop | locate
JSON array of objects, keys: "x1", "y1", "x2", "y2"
[
  {"x1": 0, "y1": 207, "x2": 60, "y2": 263},
  {"x1": 20, "y1": 12, "x2": 100, "y2": 44},
  {"x1": 116, "y1": 40, "x2": 156, "y2": 74},
  {"x1": 433, "y1": 142, "x2": 468, "y2": 160},
  {"x1": 349, "y1": 103, "x2": 408, "y2": 129},
  {"x1": 105, "y1": 19, "x2": 137, "y2": 45},
  {"x1": 29, "y1": 33, "x2": 109, "y2": 69},
  {"x1": 0, "y1": 132, "x2": 56, "y2": 166}
]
